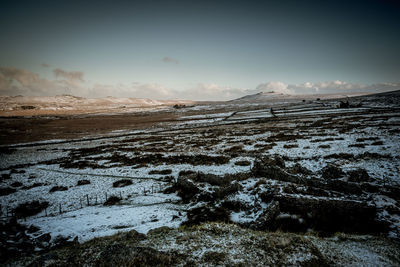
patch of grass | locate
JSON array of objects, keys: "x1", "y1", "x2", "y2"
[
  {"x1": 310, "y1": 118, "x2": 332, "y2": 127},
  {"x1": 283, "y1": 143, "x2": 299, "y2": 149},
  {"x1": 234, "y1": 160, "x2": 251, "y2": 166},
  {"x1": 0, "y1": 147, "x2": 16, "y2": 155},
  {"x1": 348, "y1": 143, "x2": 366, "y2": 148},
  {"x1": 77, "y1": 180, "x2": 91, "y2": 186},
  {"x1": 49, "y1": 185, "x2": 68, "y2": 193},
  {"x1": 370, "y1": 141, "x2": 384, "y2": 146},
  {"x1": 253, "y1": 178, "x2": 267, "y2": 188},
  {"x1": 149, "y1": 169, "x2": 172, "y2": 175},
  {"x1": 179, "y1": 170, "x2": 196, "y2": 176},
  {"x1": 318, "y1": 144, "x2": 331, "y2": 149},
  {"x1": 324, "y1": 153, "x2": 354, "y2": 160},
  {"x1": 13, "y1": 201, "x2": 49, "y2": 218},
  {"x1": 202, "y1": 251, "x2": 227, "y2": 264},
  {"x1": 224, "y1": 145, "x2": 246, "y2": 155},
  {"x1": 106, "y1": 153, "x2": 231, "y2": 166},
  {"x1": 321, "y1": 165, "x2": 344, "y2": 179},
  {"x1": 10, "y1": 181, "x2": 23, "y2": 187},
  {"x1": 356, "y1": 137, "x2": 379, "y2": 142},
  {"x1": 113, "y1": 179, "x2": 133, "y2": 188},
  {"x1": 311, "y1": 137, "x2": 335, "y2": 143},
  {"x1": 0, "y1": 187, "x2": 16, "y2": 196},
  {"x1": 347, "y1": 168, "x2": 371, "y2": 183},
  {"x1": 267, "y1": 133, "x2": 305, "y2": 142},
  {"x1": 1, "y1": 173, "x2": 11, "y2": 181},
  {"x1": 8, "y1": 222, "x2": 400, "y2": 266},
  {"x1": 104, "y1": 195, "x2": 122, "y2": 206}
]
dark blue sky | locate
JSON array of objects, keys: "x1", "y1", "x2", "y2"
[{"x1": 1, "y1": 0, "x2": 399, "y2": 98}]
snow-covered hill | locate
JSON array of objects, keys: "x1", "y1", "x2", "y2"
[
  {"x1": 0, "y1": 95, "x2": 194, "y2": 116},
  {"x1": 230, "y1": 91, "x2": 367, "y2": 103}
]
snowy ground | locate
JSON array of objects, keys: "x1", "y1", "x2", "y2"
[{"x1": 1, "y1": 95, "x2": 400, "y2": 247}]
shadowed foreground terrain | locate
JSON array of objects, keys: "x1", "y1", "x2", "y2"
[{"x1": 8, "y1": 223, "x2": 400, "y2": 266}]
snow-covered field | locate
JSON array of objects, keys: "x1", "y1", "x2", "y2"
[{"x1": 1, "y1": 93, "x2": 400, "y2": 265}]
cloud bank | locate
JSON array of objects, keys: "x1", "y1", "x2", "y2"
[
  {"x1": 287, "y1": 81, "x2": 400, "y2": 95},
  {"x1": 1, "y1": 66, "x2": 399, "y2": 100}
]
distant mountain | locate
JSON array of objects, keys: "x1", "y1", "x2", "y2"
[{"x1": 231, "y1": 91, "x2": 291, "y2": 102}]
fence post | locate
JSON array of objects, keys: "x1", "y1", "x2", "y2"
[
  {"x1": 80, "y1": 198, "x2": 82, "y2": 209},
  {"x1": 59, "y1": 203, "x2": 62, "y2": 214},
  {"x1": 119, "y1": 191, "x2": 122, "y2": 199},
  {"x1": 105, "y1": 192, "x2": 107, "y2": 201},
  {"x1": 45, "y1": 207, "x2": 47, "y2": 217},
  {"x1": 86, "y1": 195, "x2": 90, "y2": 206}
]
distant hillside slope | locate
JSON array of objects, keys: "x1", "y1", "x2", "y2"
[
  {"x1": 0, "y1": 95, "x2": 194, "y2": 116},
  {"x1": 230, "y1": 91, "x2": 369, "y2": 103}
]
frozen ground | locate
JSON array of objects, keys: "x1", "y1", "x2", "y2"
[{"x1": 1, "y1": 92, "x2": 400, "y2": 264}]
